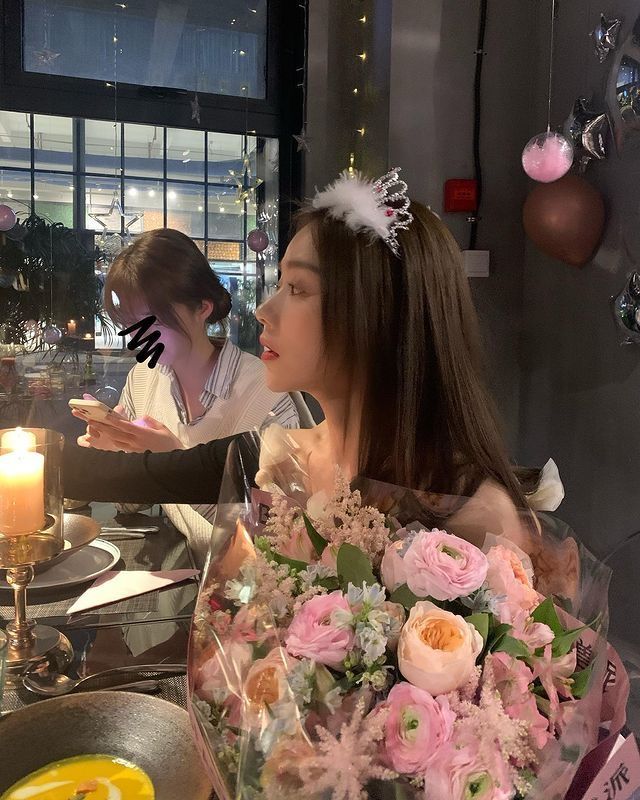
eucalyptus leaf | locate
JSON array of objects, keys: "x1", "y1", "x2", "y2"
[
  {"x1": 389, "y1": 584, "x2": 421, "y2": 611},
  {"x1": 336, "y1": 543, "x2": 377, "y2": 591}
]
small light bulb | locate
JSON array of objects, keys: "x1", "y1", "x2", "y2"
[
  {"x1": 33, "y1": 193, "x2": 39, "y2": 200},
  {"x1": 197, "y1": 205, "x2": 203, "y2": 212},
  {"x1": 357, "y1": 127, "x2": 366, "y2": 136},
  {"x1": 148, "y1": 189, "x2": 155, "y2": 197},
  {"x1": 353, "y1": 88, "x2": 358, "y2": 95},
  {"x1": 358, "y1": 52, "x2": 367, "y2": 61},
  {"x1": 168, "y1": 190, "x2": 177, "y2": 200},
  {"x1": 128, "y1": 186, "x2": 138, "y2": 196},
  {"x1": 7, "y1": 191, "x2": 13, "y2": 198},
  {"x1": 360, "y1": 15, "x2": 367, "y2": 23}
]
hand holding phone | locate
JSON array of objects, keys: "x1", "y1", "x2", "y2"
[{"x1": 68, "y1": 398, "x2": 115, "y2": 423}]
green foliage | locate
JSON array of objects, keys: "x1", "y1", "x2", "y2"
[{"x1": 0, "y1": 215, "x2": 106, "y2": 344}]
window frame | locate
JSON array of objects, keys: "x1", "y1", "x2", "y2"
[{"x1": 0, "y1": 0, "x2": 297, "y2": 139}]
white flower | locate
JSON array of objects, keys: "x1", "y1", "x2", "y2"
[
  {"x1": 356, "y1": 624, "x2": 388, "y2": 667},
  {"x1": 224, "y1": 563, "x2": 257, "y2": 606}
]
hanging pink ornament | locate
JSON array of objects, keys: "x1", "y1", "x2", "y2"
[
  {"x1": 0, "y1": 204, "x2": 17, "y2": 232},
  {"x1": 522, "y1": 131, "x2": 574, "y2": 183},
  {"x1": 247, "y1": 228, "x2": 269, "y2": 253}
]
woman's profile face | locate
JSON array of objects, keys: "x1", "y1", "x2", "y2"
[{"x1": 256, "y1": 225, "x2": 333, "y2": 397}]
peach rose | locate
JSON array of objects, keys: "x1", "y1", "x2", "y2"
[{"x1": 397, "y1": 601, "x2": 483, "y2": 695}]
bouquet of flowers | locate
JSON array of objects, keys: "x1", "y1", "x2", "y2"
[{"x1": 188, "y1": 434, "x2": 628, "y2": 800}]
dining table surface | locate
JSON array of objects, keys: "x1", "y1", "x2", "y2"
[{"x1": 0, "y1": 503, "x2": 198, "y2": 715}]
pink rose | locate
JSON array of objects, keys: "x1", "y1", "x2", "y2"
[
  {"x1": 380, "y1": 682, "x2": 454, "y2": 773},
  {"x1": 404, "y1": 530, "x2": 488, "y2": 601},
  {"x1": 285, "y1": 591, "x2": 355, "y2": 669},
  {"x1": 423, "y1": 741, "x2": 513, "y2": 800},
  {"x1": 485, "y1": 545, "x2": 539, "y2": 624},
  {"x1": 197, "y1": 640, "x2": 253, "y2": 703},
  {"x1": 381, "y1": 540, "x2": 408, "y2": 592},
  {"x1": 488, "y1": 652, "x2": 551, "y2": 750}
]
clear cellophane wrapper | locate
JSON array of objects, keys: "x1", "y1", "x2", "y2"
[{"x1": 188, "y1": 430, "x2": 628, "y2": 800}]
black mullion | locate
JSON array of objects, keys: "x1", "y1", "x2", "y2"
[
  {"x1": 29, "y1": 113, "x2": 35, "y2": 214},
  {"x1": 74, "y1": 118, "x2": 85, "y2": 231},
  {"x1": 120, "y1": 121, "x2": 125, "y2": 236},
  {"x1": 163, "y1": 127, "x2": 167, "y2": 228},
  {"x1": 203, "y1": 130, "x2": 208, "y2": 251}
]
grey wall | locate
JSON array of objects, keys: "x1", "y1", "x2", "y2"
[
  {"x1": 388, "y1": 0, "x2": 537, "y2": 449},
  {"x1": 306, "y1": 1, "x2": 640, "y2": 561},
  {"x1": 308, "y1": 0, "x2": 537, "y2": 448},
  {"x1": 519, "y1": 0, "x2": 640, "y2": 560}
]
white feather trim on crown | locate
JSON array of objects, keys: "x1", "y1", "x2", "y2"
[{"x1": 311, "y1": 171, "x2": 392, "y2": 240}]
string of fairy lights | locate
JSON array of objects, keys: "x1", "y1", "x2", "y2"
[{"x1": 348, "y1": 2, "x2": 370, "y2": 175}]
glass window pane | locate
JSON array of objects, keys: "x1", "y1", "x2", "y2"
[
  {"x1": 34, "y1": 171, "x2": 74, "y2": 226},
  {"x1": 0, "y1": 169, "x2": 32, "y2": 212},
  {"x1": 124, "y1": 179, "x2": 164, "y2": 233},
  {"x1": 167, "y1": 182, "x2": 204, "y2": 238},
  {"x1": 167, "y1": 128, "x2": 204, "y2": 181},
  {"x1": 0, "y1": 111, "x2": 31, "y2": 169},
  {"x1": 23, "y1": 0, "x2": 267, "y2": 99},
  {"x1": 85, "y1": 178, "x2": 121, "y2": 232},
  {"x1": 124, "y1": 123, "x2": 163, "y2": 178},
  {"x1": 34, "y1": 114, "x2": 73, "y2": 171},
  {"x1": 207, "y1": 186, "x2": 244, "y2": 239},
  {"x1": 208, "y1": 133, "x2": 244, "y2": 182},
  {"x1": 218, "y1": 274, "x2": 258, "y2": 354},
  {"x1": 85, "y1": 120, "x2": 121, "y2": 175}
]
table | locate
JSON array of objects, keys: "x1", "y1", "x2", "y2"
[{"x1": 0, "y1": 504, "x2": 198, "y2": 714}]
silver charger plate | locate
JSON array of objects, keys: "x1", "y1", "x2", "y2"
[
  {"x1": 0, "y1": 539, "x2": 121, "y2": 590},
  {"x1": 0, "y1": 691, "x2": 212, "y2": 799}
]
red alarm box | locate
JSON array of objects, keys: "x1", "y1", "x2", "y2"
[{"x1": 444, "y1": 179, "x2": 478, "y2": 213}]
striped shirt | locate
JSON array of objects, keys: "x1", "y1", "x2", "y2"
[{"x1": 118, "y1": 338, "x2": 300, "y2": 563}]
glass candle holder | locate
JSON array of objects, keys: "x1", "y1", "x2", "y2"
[{"x1": 0, "y1": 428, "x2": 72, "y2": 683}]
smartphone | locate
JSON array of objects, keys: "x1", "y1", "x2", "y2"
[{"x1": 68, "y1": 398, "x2": 114, "y2": 422}]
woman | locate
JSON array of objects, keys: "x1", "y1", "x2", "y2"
[
  {"x1": 72, "y1": 170, "x2": 540, "y2": 552},
  {"x1": 83, "y1": 228, "x2": 304, "y2": 558}
]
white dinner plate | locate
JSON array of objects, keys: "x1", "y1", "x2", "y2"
[{"x1": 0, "y1": 539, "x2": 121, "y2": 591}]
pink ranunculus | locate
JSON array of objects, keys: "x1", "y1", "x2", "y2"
[
  {"x1": 404, "y1": 530, "x2": 488, "y2": 601},
  {"x1": 285, "y1": 591, "x2": 355, "y2": 670},
  {"x1": 485, "y1": 545, "x2": 539, "y2": 624},
  {"x1": 380, "y1": 540, "x2": 408, "y2": 592},
  {"x1": 488, "y1": 652, "x2": 551, "y2": 750},
  {"x1": 379, "y1": 682, "x2": 454, "y2": 773},
  {"x1": 423, "y1": 741, "x2": 513, "y2": 800}
]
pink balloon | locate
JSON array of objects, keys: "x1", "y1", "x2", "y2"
[
  {"x1": 522, "y1": 132, "x2": 574, "y2": 183},
  {"x1": 0, "y1": 204, "x2": 17, "y2": 232},
  {"x1": 247, "y1": 228, "x2": 269, "y2": 253}
]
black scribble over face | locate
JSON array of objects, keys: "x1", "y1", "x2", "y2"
[{"x1": 118, "y1": 315, "x2": 165, "y2": 369}]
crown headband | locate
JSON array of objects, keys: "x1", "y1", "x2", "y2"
[{"x1": 311, "y1": 167, "x2": 413, "y2": 256}]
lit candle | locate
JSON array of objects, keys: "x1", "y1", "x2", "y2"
[
  {"x1": 67, "y1": 320, "x2": 77, "y2": 336},
  {"x1": 83, "y1": 333, "x2": 93, "y2": 340},
  {"x1": 0, "y1": 429, "x2": 45, "y2": 535},
  {"x1": 0, "y1": 427, "x2": 36, "y2": 453}
]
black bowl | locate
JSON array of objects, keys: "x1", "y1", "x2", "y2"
[{"x1": 0, "y1": 692, "x2": 212, "y2": 799}]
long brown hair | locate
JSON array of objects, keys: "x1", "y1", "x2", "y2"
[
  {"x1": 104, "y1": 228, "x2": 231, "y2": 337},
  {"x1": 294, "y1": 201, "x2": 526, "y2": 507}
]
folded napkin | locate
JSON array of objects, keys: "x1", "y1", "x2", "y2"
[{"x1": 67, "y1": 568, "x2": 199, "y2": 614}]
